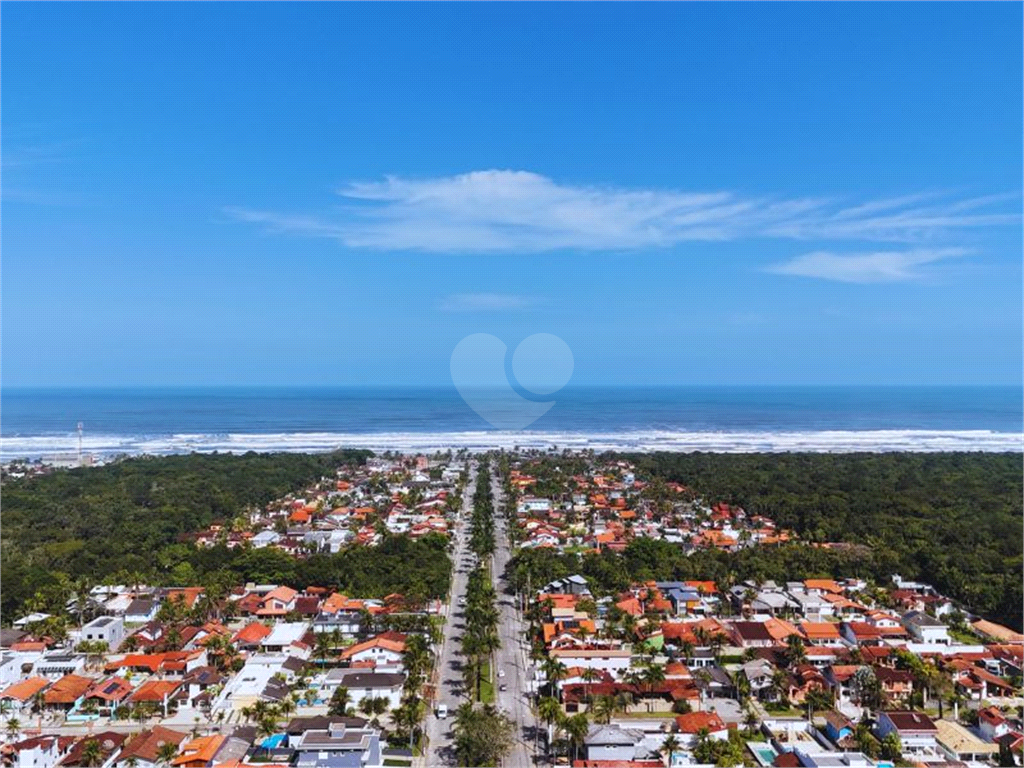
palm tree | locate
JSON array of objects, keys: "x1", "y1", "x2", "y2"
[
  {"x1": 79, "y1": 739, "x2": 105, "y2": 767},
  {"x1": 582, "y1": 667, "x2": 602, "y2": 704},
  {"x1": 661, "y1": 734, "x2": 682, "y2": 767},
  {"x1": 5, "y1": 717, "x2": 21, "y2": 741},
  {"x1": 680, "y1": 640, "x2": 695, "y2": 668},
  {"x1": 563, "y1": 713, "x2": 590, "y2": 765},
  {"x1": 329, "y1": 686, "x2": 352, "y2": 717},
  {"x1": 541, "y1": 657, "x2": 568, "y2": 701},
  {"x1": 537, "y1": 696, "x2": 563, "y2": 753},
  {"x1": 156, "y1": 741, "x2": 179, "y2": 765},
  {"x1": 785, "y1": 634, "x2": 807, "y2": 668},
  {"x1": 643, "y1": 663, "x2": 666, "y2": 713}
]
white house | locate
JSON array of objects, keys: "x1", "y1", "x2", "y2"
[
  {"x1": 901, "y1": 612, "x2": 951, "y2": 645},
  {"x1": 320, "y1": 670, "x2": 405, "y2": 710},
  {"x1": 549, "y1": 648, "x2": 631, "y2": 676},
  {"x1": 80, "y1": 616, "x2": 125, "y2": 651}
]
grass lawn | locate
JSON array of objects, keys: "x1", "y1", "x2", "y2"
[
  {"x1": 479, "y1": 659, "x2": 495, "y2": 704},
  {"x1": 950, "y1": 627, "x2": 981, "y2": 644}
]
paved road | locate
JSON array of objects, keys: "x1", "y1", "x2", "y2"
[
  {"x1": 490, "y1": 467, "x2": 539, "y2": 768},
  {"x1": 423, "y1": 463, "x2": 477, "y2": 767}
]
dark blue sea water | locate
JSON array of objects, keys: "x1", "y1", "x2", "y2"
[{"x1": 1, "y1": 386, "x2": 1021, "y2": 457}]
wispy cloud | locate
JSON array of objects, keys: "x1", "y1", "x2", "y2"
[
  {"x1": 226, "y1": 170, "x2": 1017, "y2": 254},
  {"x1": 766, "y1": 248, "x2": 969, "y2": 283},
  {"x1": 439, "y1": 293, "x2": 534, "y2": 312}
]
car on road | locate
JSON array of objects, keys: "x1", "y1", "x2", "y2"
[
  {"x1": 498, "y1": 669, "x2": 505, "y2": 677},
  {"x1": 436, "y1": 703, "x2": 448, "y2": 719},
  {"x1": 499, "y1": 684, "x2": 507, "y2": 692}
]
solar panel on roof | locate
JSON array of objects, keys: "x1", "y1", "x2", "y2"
[{"x1": 103, "y1": 682, "x2": 121, "y2": 695}]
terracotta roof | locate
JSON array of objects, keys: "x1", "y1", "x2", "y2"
[
  {"x1": 972, "y1": 619, "x2": 1024, "y2": 643},
  {"x1": 675, "y1": 711, "x2": 727, "y2": 734},
  {"x1": 130, "y1": 680, "x2": 182, "y2": 703},
  {"x1": 233, "y1": 622, "x2": 272, "y2": 645},
  {"x1": 172, "y1": 735, "x2": 225, "y2": 766},
  {"x1": 801, "y1": 621, "x2": 842, "y2": 640},
  {"x1": 341, "y1": 635, "x2": 405, "y2": 659},
  {"x1": 84, "y1": 677, "x2": 133, "y2": 702},
  {"x1": 804, "y1": 579, "x2": 844, "y2": 594},
  {"x1": 0, "y1": 677, "x2": 50, "y2": 702},
  {"x1": 119, "y1": 727, "x2": 189, "y2": 764},
  {"x1": 44, "y1": 674, "x2": 94, "y2": 705}
]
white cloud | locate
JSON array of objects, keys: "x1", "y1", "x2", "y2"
[
  {"x1": 226, "y1": 169, "x2": 1017, "y2": 253},
  {"x1": 766, "y1": 248, "x2": 969, "y2": 283},
  {"x1": 439, "y1": 293, "x2": 534, "y2": 312}
]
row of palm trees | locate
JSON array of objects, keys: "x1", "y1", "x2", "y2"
[{"x1": 460, "y1": 465, "x2": 501, "y2": 703}]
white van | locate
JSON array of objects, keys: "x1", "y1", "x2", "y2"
[{"x1": 436, "y1": 703, "x2": 448, "y2": 719}]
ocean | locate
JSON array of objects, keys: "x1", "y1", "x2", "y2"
[{"x1": 1, "y1": 386, "x2": 1021, "y2": 459}]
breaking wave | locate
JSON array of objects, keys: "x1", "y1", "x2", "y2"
[{"x1": 2, "y1": 429, "x2": 1021, "y2": 460}]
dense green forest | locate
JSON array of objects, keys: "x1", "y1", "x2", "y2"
[
  {"x1": 1, "y1": 450, "x2": 382, "y2": 618},
  {"x1": 618, "y1": 452, "x2": 1023, "y2": 630}
]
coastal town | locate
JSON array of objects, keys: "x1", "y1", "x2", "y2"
[{"x1": 1, "y1": 451, "x2": 1021, "y2": 768}]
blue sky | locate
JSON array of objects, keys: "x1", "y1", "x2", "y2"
[{"x1": 3, "y1": 3, "x2": 1021, "y2": 387}]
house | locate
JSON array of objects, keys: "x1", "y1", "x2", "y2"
[
  {"x1": 979, "y1": 707, "x2": 1013, "y2": 742},
  {"x1": 292, "y1": 722, "x2": 383, "y2": 768},
  {"x1": 256, "y1": 587, "x2": 299, "y2": 617},
  {"x1": 799, "y1": 622, "x2": 842, "y2": 647},
  {"x1": 170, "y1": 735, "x2": 225, "y2": 768},
  {"x1": 61, "y1": 732, "x2": 128, "y2": 767},
  {"x1": 284, "y1": 716, "x2": 369, "y2": 748},
  {"x1": 33, "y1": 653, "x2": 86, "y2": 680},
  {"x1": 730, "y1": 622, "x2": 775, "y2": 648},
  {"x1": 901, "y1": 612, "x2": 950, "y2": 645},
  {"x1": 180, "y1": 666, "x2": 224, "y2": 709},
  {"x1": 542, "y1": 575, "x2": 591, "y2": 596},
  {"x1": 583, "y1": 724, "x2": 646, "y2": 762},
  {"x1": 320, "y1": 670, "x2": 405, "y2": 710},
  {"x1": 822, "y1": 711, "x2": 855, "y2": 748},
  {"x1": 874, "y1": 667, "x2": 913, "y2": 704},
  {"x1": 5, "y1": 735, "x2": 75, "y2": 768},
  {"x1": 259, "y1": 623, "x2": 311, "y2": 654},
  {"x1": 935, "y1": 720, "x2": 1000, "y2": 763},
  {"x1": 83, "y1": 677, "x2": 134, "y2": 716},
  {"x1": 548, "y1": 648, "x2": 632, "y2": 675},
  {"x1": 339, "y1": 634, "x2": 406, "y2": 667},
  {"x1": 740, "y1": 658, "x2": 776, "y2": 700},
  {"x1": 129, "y1": 680, "x2": 182, "y2": 717},
  {"x1": 232, "y1": 622, "x2": 272, "y2": 651},
  {"x1": 79, "y1": 616, "x2": 126, "y2": 651},
  {"x1": 42, "y1": 674, "x2": 93, "y2": 712},
  {"x1": 250, "y1": 531, "x2": 282, "y2": 549},
  {"x1": 674, "y1": 712, "x2": 728, "y2": 748},
  {"x1": 874, "y1": 711, "x2": 938, "y2": 753},
  {"x1": 113, "y1": 727, "x2": 189, "y2": 768},
  {"x1": 0, "y1": 677, "x2": 51, "y2": 712},
  {"x1": 124, "y1": 600, "x2": 159, "y2": 625}
]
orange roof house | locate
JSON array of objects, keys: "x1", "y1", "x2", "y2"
[
  {"x1": 0, "y1": 677, "x2": 50, "y2": 703},
  {"x1": 164, "y1": 588, "x2": 205, "y2": 608},
  {"x1": 800, "y1": 621, "x2": 842, "y2": 644},
  {"x1": 675, "y1": 711, "x2": 728, "y2": 734},
  {"x1": 233, "y1": 622, "x2": 272, "y2": 647},
  {"x1": 84, "y1": 677, "x2": 134, "y2": 705},
  {"x1": 171, "y1": 735, "x2": 226, "y2": 768},
  {"x1": 340, "y1": 635, "x2": 406, "y2": 661},
  {"x1": 804, "y1": 580, "x2": 844, "y2": 595},
  {"x1": 764, "y1": 617, "x2": 801, "y2": 642},
  {"x1": 43, "y1": 674, "x2": 93, "y2": 707},
  {"x1": 129, "y1": 680, "x2": 182, "y2": 705},
  {"x1": 256, "y1": 586, "x2": 298, "y2": 617}
]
